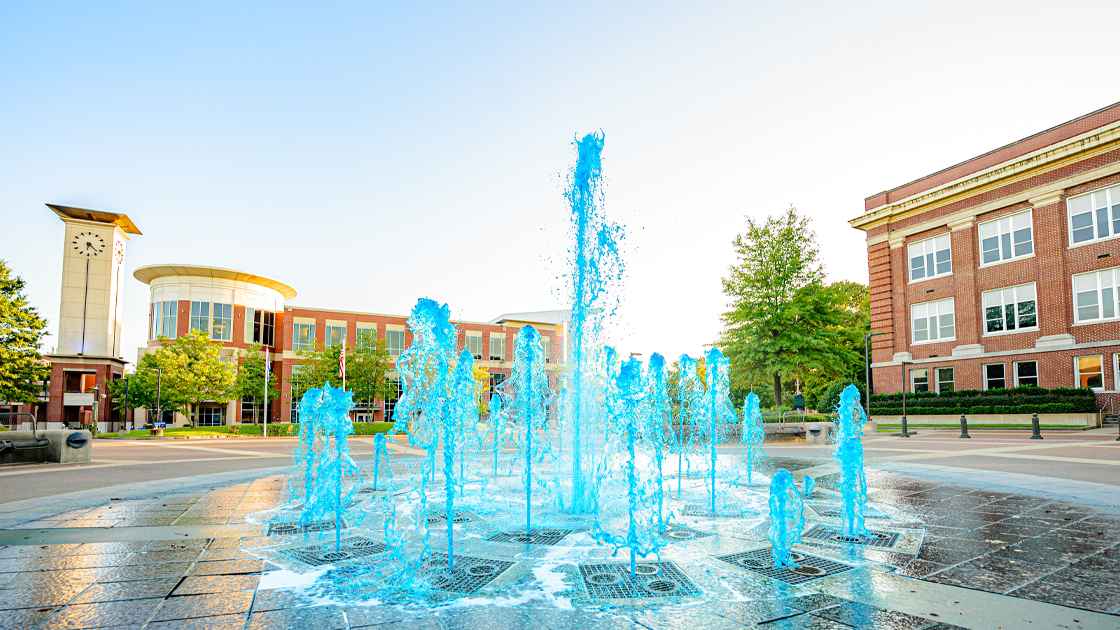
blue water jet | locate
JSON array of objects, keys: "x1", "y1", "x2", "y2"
[
  {"x1": 371, "y1": 433, "x2": 391, "y2": 491},
  {"x1": 595, "y1": 356, "x2": 659, "y2": 579},
  {"x1": 767, "y1": 469, "x2": 805, "y2": 568},
  {"x1": 646, "y1": 353, "x2": 670, "y2": 530},
  {"x1": 675, "y1": 354, "x2": 703, "y2": 497},
  {"x1": 741, "y1": 392, "x2": 765, "y2": 484},
  {"x1": 496, "y1": 326, "x2": 555, "y2": 534},
  {"x1": 702, "y1": 348, "x2": 737, "y2": 513},
  {"x1": 833, "y1": 384, "x2": 869, "y2": 539},
  {"x1": 560, "y1": 131, "x2": 625, "y2": 514},
  {"x1": 802, "y1": 475, "x2": 815, "y2": 498}
]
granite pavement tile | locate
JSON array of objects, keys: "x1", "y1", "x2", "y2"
[
  {"x1": 1009, "y1": 579, "x2": 1120, "y2": 614},
  {"x1": 0, "y1": 606, "x2": 57, "y2": 630},
  {"x1": 1037, "y1": 565, "x2": 1120, "y2": 592},
  {"x1": 67, "y1": 543, "x2": 147, "y2": 556},
  {"x1": 124, "y1": 549, "x2": 202, "y2": 565},
  {"x1": 956, "y1": 555, "x2": 1055, "y2": 581},
  {"x1": 145, "y1": 613, "x2": 248, "y2": 630},
  {"x1": 187, "y1": 558, "x2": 265, "y2": 575},
  {"x1": 247, "y1": 605, "x2": 349, "y2": 630},
  {"x1": 172, "y1": 573, "x2": 260, "y2": 595},
  {"x1": 151, "y1": 592, "x2": 254, "y2": 621},
  {"x1": 811, "y1": 601, "x2": 933, "y2": 630},
  {"x1": 36, "y1": 597, "x2": 163, "y2": 629},
  {"x1": 757, "y1": 612, "x2": 852, "y2": 630},
  {"x1": 441, "y1": 606, "x2": 552, "y2": 630},
  {"x1": 892, "y1": 560, "x2": 948, "y2": 578},
  {"x1": 99, "y1": 562, "x2": 192, "y2": 582},
  {"x1": 921, "y1": 566, "x2": 1031, "y2": 594},
  {"x1": 71, "y1": 578, "x2": 181, "y2": 604}
]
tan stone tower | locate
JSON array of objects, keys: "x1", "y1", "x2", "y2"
[{"x1": 46, "y1": 205, "x2": 141, "y2": 430}]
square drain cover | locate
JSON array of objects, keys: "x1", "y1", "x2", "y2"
[
  {"x1": 427, "y1": 511, "x2": 480, "y2": 526},
  {"x1": 579, "y1": 561, "x2": 701, "y2": 599},
  {"x1": 661, "y1": 523, "x2": 714, "y2": 542},
  {"x1": 803, "y1": 524, "x2": 900, "y2": 548},
  {"x1": 487, "y1": 528, "x2": 573, "y2": 545},
  {"x1": 267, "y1": 519, "x2": 344, "y2": 536},
  {"x1": 420, "y1": 553, "x2": 515, "y2": 594},
  {"x1": 280, "y1": 536, "x2": 388, "y2": 567},
  {"x1": 716, "y1": 547, "x2": 852, "y2": 585},
  {"x1": 680, "y1": 504, "x2": 748, "y2": 518}
]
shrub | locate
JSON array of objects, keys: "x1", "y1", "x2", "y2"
[{"x1": 815, "y1": 381, "x2": 867, "y2": 414}]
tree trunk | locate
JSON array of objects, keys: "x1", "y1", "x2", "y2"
[{"x1": 773, "y1": 373, "x2": 783, "y2": 406}]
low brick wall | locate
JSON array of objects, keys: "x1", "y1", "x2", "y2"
[{"x1": 874, "y1": 413, "x2": 1099, "y2": 428}]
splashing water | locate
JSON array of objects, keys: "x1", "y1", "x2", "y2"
[
  {"x1": 595, "y1": 356, "x2": 660, "y2": 579},
  {"x1": 291, "y1": 384, "x2": 362, "y2": 550},
  {"x1": 741, "y1": 392, "x2": 765, "y2": 485},
  {"x1": 371, "y1": 433, "x2": 391, "y2": 491},
  {"x1": 497, "y1": 326, "x2": 555, "y2": 534},
  {"x1": 646, "y1": 353, "x2": 670, "y2": 530},
  {"x1": 702, "y1": 348, "x2": 737, "y2": 513},
  {"x1": 559, "y1": 131, "x2": 625, "y2": 514},
  {"x1": 802, "y1": 475, "x2": 815, "y2": 498},
  {"x1": 767, "y1": 469, "x2": 805, "y2": 568},
  {"x1": 390, "y1": 298, "x2": 459, "y2": 573},
  {"x1": 834, "y1": 384, "x2": 869, "y2": 538},
  {"x1": 675, "y1": 354, "x2": 703, "y2": 497}
]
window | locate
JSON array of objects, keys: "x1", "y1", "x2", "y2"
[
  {"x1": 356, "y1": 327, "x2": 377, "y2": 352},
  {"x1": 936, "y1": 367, "x2": 955, "y2": 393},
  {"x1": 325, "y1": 325, "x2": 346, "y2": 347},
  {"x1": 982, "y1": 283, "x2": 1037, "y2": 334},
  {"x1": 1014, "y1": 361, "x2": 1039, "y2": 387},
  {"x1": 542, "y1": 336, "x2": 551, "y2": 364},
  {"x1": 151, "y1": 301, "x2": 177, "y2": 339},
  {"x1": 293, "y1": 323, "x2": 315, "y2": 351},
  {"x1": 1073, "y1": 267, "x2": 1120, "y2": 323},
  {"x1": 246, "y1": 309, "x2": 275, "y2": 346},
  {"x1": 1075, "y1": 355, "x2": 1103, "y2": 390},
  {"x1": 197, "y1": 407, "x2": 223, "y2": 427},
  {"x1": 1068, "y1": 185, "x2": 1120, "y2": 245},
  {"x1": 467, "y1": 335, "x2": 484, "y2": 360},
  {"x1": 984, "y1": 364, "x2": 1006, "y2": 390},
  {"x1": 489, "y1": 336, "x2": 506, "y2": 361},
  {"x1": 979, "y1": 210, "x2": 1033, "y2": 264},
  {"x1": 386, "y1": 330, "x2": 407, "y2": 356},
  {"x1": 384, "y1": 378, "x2": 403, "y2": 421},
  {"x1": 241, "y1": 396, "x2": 262, "y2": 423},
  {"x1": 911, "y1": 298, "x2": 955, "y2": 343},
  {"x1": 489, "y1": 372, "x2": 507, "y2": 399},
  {"x1": 911, "y1": 369, "x2": 929, "y2": 392},
  {"x1": 908, "y1": 234, "x2": 952, "y2": 281},
  {"x1": 289, "y1": 366, "x2": 312, "y2": 421},
  {"x1": 211, "y1": 303, "x2": 233, "y2": 341},
  {"x1": 190, "y1": 301, "x2": 210, "y2": 334}
]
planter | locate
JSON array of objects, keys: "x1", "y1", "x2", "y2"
[{"x1": 151, "y1": 428, "x2": 164, "y2": 436}]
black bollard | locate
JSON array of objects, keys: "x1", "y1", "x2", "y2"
[
  {"x1": 959, "y1": 414, "x2": 971, "y2": 439},
  {"x1": 1030, "y1": 412, "x2": 1043, "y2": 440},
  {"x1": 900, "y1": 414, "x2": 910, "y2": 438}
]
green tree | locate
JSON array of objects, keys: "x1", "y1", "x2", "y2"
[
  {"x1": 294, "y1": 337, "x2": 394, "y2": 417},
  {"x1": 473, "y1": 364, "x2": 492, "y2": 415},
  {"x1": 720, "y1": 207, "x2": 862, "y2": 406},
  {"x1": 0, "y1": 261, "x2": 49, "y2": 404},
  {"x1": 237, "y1": 344, "x2": 279, "y2": 422}
]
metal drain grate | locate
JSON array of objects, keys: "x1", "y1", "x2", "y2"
[
  {"x1": 427, "y1": 511, "x2": 479, "y2": 526},
  {"x1": 802, "y1": 524, "x2": 900, "y2": 548},
  {"x1": 661, "y1": 523, "x2": 714, "y2": 542},
  {"x1": 267, "y1": 519, "x2": 344, "y2": 536},
  {"x1": 419, "y1": 553, "x2": 515, "y2": 594},
  {"x1": 355, "y1": 486, "x2": 386, "y2": 494},
  {"x1": 715, "y1": 548, "x2": 852, "y2": 585},
  {"x1": 807, "y1": 502, "x2": 889, "y2": 519},
  {"x1": 680, "y1": 504, "x2": 746, "y2": 518},
  {"x1": 579, "y1": 561, "x2": 701, "y2": 599},
  {"x1": 280, "y1": 536, "x2": 388, "y2": 566},
  {"x1": 487, "y1": 528, "x2": 573, "y2": 545}
]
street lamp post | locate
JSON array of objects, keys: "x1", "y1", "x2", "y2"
[
  {"x1": 900, "y1": 361, "x2": 912, "y2": 437},
  {"x1": 865, "y1": 332, "x2": 887, "y2": 421}
]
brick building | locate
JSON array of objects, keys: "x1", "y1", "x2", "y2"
[
  {"x1": 850, "y1": 102, "x2": 1120, "y2": 412},
  {"x1": 132, "y1": 264, "x2": 565, "y2": 427}
]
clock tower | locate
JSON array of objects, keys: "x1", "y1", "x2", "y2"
[{"x1": 46, "y1": 204, "x2": 142, "y2": 431}]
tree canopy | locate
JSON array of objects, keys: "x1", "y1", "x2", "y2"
[
  {"x1": 719, "y1": 207, "x2": 867, "y2": 406},
  {"x1": 0, "y1": 261, "x2": 49, "y2": 404},
  {"x1": 294, "y1": 337, "x2": 395, "y2": 414}
]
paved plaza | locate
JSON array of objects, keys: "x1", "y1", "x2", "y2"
[{"x1": 1, "y1": 432, "x2": 1119, "y2": 629}]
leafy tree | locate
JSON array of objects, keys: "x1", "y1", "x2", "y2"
[
  {"x1": 720, "y1": 207, "x2": 863, "y2": 406},
  {"x1": 236, "y1": 344, "x2": 279, "y2": 422},
  {"x1": 0, "y1": 261, "x2": 49, "y2": 404},
  {"x1": 815, "y1": 380, "x2": 867, "y2": 415},
  {"x1": 473, "y1": 364, "x2": 492, "y2": 415},
  {"x1": 294, "y1": 338, "x2": 394, "y2": 417}
]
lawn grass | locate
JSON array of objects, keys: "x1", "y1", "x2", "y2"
[
  {"x1": 876, "y1": 424, "x2": 1078, "y2": 431},
  {"x1": 97, "y1": 422, "x2": 397, "y2": 438}
]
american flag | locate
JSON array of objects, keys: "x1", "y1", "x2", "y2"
[{"x1": 339, "y1": 337, "x2": 346, "y2": 381}]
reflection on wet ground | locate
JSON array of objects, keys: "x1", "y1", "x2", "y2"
[{"x1": 0, "y1": 461, "x2": 1117, "y2": 629}]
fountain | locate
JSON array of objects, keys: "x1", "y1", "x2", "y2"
[
  {"x1": 741, "y1": 391, "x2": 765, "y2": 484},
  {"x1": 767, "y1": 469, "x2": 806, "y2": 568},
  {"x1": 646, "y1": 353, "x2": 670, "y2": 530},
  {"x1": 675, "y1": 354, "x2": 703, "y2": 496},
  {"x1": 701, "y1": 347, "x2": 737, "y2": 513},
  {"x1": 834, "y1": 384, "x2": 870, "y2": 539}
]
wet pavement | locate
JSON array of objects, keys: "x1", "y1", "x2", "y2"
[{"x1": 1, "y1": 457, "x2": 1118, "y2": 629}]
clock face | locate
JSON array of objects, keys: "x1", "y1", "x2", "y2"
[{"x1": 73, "y1": 232, "x2": 105, "y2": 257}]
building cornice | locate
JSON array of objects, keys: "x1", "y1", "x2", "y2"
[{"x1": 852, "y1": 120, "x2": 1120, "y2": 234}]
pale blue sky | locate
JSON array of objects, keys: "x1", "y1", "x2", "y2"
[{"x1": 3, "y1": 0, "x2": 1118, "y2": 361}]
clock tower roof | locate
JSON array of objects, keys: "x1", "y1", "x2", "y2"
[{"x1": 47, "y1": 204, "x2": 142, "y2": 235}]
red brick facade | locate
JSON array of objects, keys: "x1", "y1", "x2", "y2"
[{"x1": 852, "y1": 102, "x2": 1120, "y2": 412}]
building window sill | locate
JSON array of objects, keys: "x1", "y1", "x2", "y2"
[
  {"x1": 979, "y1": 252, "x2": 1036, "y2": 269},
  {"x1": 908, "y1": 272, "x2": 953, "y2": 285},
  {"x1": 983, "y1": 327, "x2": 1039, "y2": 338},
  {"x1": 1069, "y1": 232, "x2": 1120, "y2": 250},
  {"x1": 910, "y1": 338, "x2": 957, "y2": 346}
]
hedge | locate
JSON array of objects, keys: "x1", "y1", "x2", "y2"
[{"x1": 868, "y1": 385, "x2": 1096, "y2": 416}]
